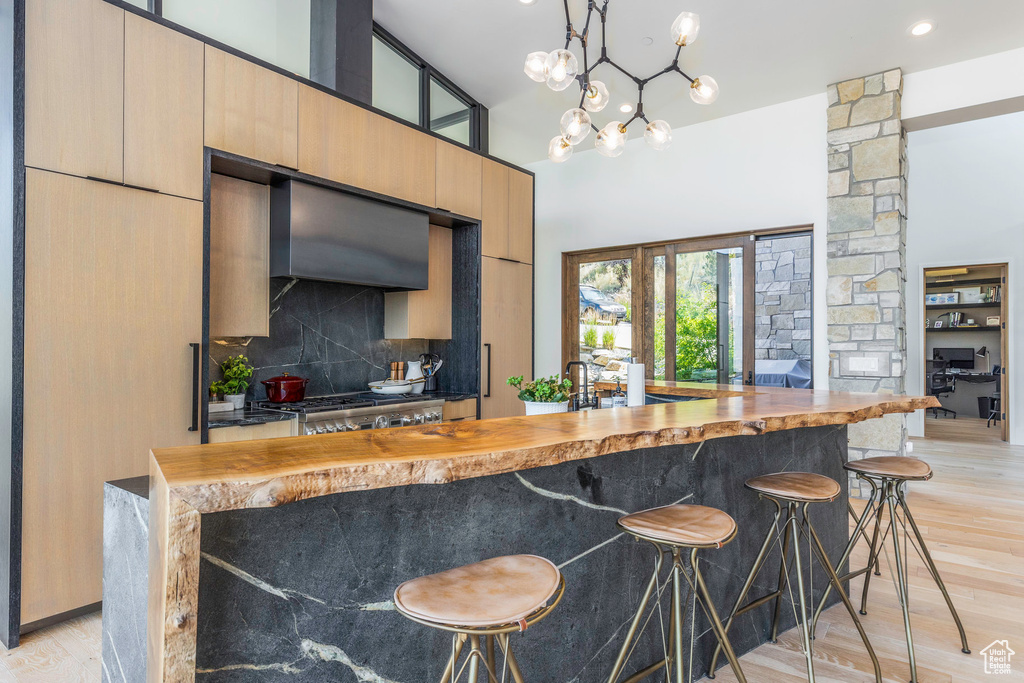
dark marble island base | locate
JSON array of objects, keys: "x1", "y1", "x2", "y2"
[{"x1": 107, "y1": 425, "x2": 849, "y2": 681}]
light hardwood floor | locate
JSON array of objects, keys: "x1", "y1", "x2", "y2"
[{"x1": 1, "y1": 424, "x2": 1021, "y2": 681}]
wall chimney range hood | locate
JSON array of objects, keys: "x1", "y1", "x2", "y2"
[{"x1": 270, "y1": 181, "x2": 429, "y2": 290}]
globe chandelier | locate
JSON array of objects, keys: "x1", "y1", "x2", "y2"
[{"x1": 524, "y1": 1, "x2": 719, "y2": 162}]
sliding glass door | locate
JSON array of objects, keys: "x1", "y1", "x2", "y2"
[{"x1": 648, "y1": 237, "x2": 754, "y2": 385}]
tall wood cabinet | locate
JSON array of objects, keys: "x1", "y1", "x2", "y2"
[
  {"x1": 21, "y1": 170, "x2": 202, "y2": 624},
  {"x1": 25, "y1": 0, "x2": 124, "y2": 182},
  {"x1": 481, "y1": 258, "x2": 533, "y2": 419},
  {"x1": 481, "y1": 160, "x2": 534, "y2": 264}
]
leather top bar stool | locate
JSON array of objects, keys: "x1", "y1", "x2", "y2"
[
  {"x1": 708, "y1": 472, "x2": 882, "y2": 683},
  {"x1": 394, "y1": 555, "x2": 565, "y2": 682},
  {"x1": 813, "y1": 456, "x2": 970, "y2": 683},
  {"x1": 607, "y1": 503, "x2": 748, "y2": 683}
]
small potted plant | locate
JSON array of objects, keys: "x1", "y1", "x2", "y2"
[
  {"x1": 507, "y1": 375, "x2": 574, "y2": 416},
  {"x1": 211, "y1": 355, "x2": 254, "y2": 410}
]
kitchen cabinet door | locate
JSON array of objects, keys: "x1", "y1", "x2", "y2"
[
  {"x1": 481, "y1": 257, "x2": 533, "y2": 419},
  {"x1": 435, "y1": 141, "x2": 482, "y2": 219},
  {"x1": 384, "y1": 225, "x2": 453, "y2": 340},
  {"x1": 209, "y1": 174, "x2": 270, "y2": 338},
  {"x1": 205, "y1": 46, "x2": 299, "y2": 169},
  {"x1": 480, "y1": 159, "x2": 510, "y2": 260},
  {"x1": 508, "y1": 169, "x2": 534, "y2": 264},
  {"x1": 22, "y1": 170, "x2": 202, "y2": 625},
  {"x1": 124, "y1": 13, "x2": 204, "y2": 199},
  {"x1": 298, "y1": 86, "x2": 436, "y2": 206},
  {"x1": 25, "y1": 0, "x2": 124, "y2": 182}
]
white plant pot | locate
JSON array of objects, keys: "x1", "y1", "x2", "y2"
[
  {"x1": 226, "y1": 394, "x2": 246, "y2": 410},
  {"x1": 523, "y1": 400, "x2": 569, "y2": 416}
]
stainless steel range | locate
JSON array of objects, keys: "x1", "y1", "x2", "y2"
[{"x1": 253, "y1": 393, "x2": 444, "y2": 436}]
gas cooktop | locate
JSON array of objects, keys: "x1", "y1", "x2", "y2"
[{"x1": 253, "y1": 392, "x2": 436, "y2": 414}]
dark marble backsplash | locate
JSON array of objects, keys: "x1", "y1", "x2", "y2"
[{"x1": 210, "y1": 278, "x2": 428, "y2": 401}]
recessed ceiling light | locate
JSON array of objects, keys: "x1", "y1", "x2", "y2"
[
  {"x1": 518, "y1": 0, "x2": 537, "y2": 5},
  {"x1": 909, "y1": 21, "x2": 934, "y2": 36},
  {"x1": 620, "y1": 103, "x2": 633, "y2": 113},
  {"x1": 641, "y1": 36, "x2": 654, "y2": 46}
]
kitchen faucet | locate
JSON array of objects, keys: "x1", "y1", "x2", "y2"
[{"x1": 564, "y1": 361, "x2": 592, "y2": 410}]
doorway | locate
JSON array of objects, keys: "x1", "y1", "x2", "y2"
[{"x1": 922, "y1": 263, "x2": 1007, "y2": 442}]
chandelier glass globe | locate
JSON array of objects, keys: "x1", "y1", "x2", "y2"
[
  {"x1": 671, "y1": 12, "x2": 700, "y2": 46},
  {"x1": 545, "y1": 49, "x2": 578, "y2": 91},
  {"x1": 524, "y1": 51, "x2": 549, "y2": 82},
  {"x1": 583, "y1": 80, "x2": 610, "y2": 113},
  {"x1": 644, "y1": 120, "x2": 673, "y2": 151},
  {"x1": 595, "y1": 122, "x2": 628, "y2": 157},
  {"x1": 689, "y1": 75, "x2": 719, "y2": 105},
  {"x1": 548, "y1": 136, "x2": 574, "y2": 163},
  {"x1": 559, "y1": 108, "x2": 592, "y2": 145}
]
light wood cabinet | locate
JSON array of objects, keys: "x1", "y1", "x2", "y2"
[
  {"x1": 209, "y1": 175, "x2": 270, "y2": 338},
  {"x1": 508, "y1": 170, "x2": 534, "y2": 264},
  {"x1": 436, "y1": 141, "x2": 482, "y2": 219},
  {"x1": 124, "y1": 13, "x2": 204, "y2": 199},
  {"x1": 298, "y1": 86, "x2": 436, "y2": 207},
  {"x1": 480, "y1": 257, "x2": 533, "y2": 419},
  {"x1": 205, "y1": 46, "x2": 299, "y2": 169},
  {"x1": 481, "y1": 160, "x2": 509, "y2": 260},
  {"x1": 443, "y1": 399, "x2": 478, "y2": 422},
  {"x1": 208, "y1": 420, "x2": 297, "y2": 444},
  {"x1": 481, "y1": 161, "x2": 534, "y2": 264},
  {"x1": 25, "y1": 0, "x2": 124, "y2": 182},
  {"x1": 22, "y1": 170, "x2": 202, "y2": 625},
  {"x1": 385, "y1": 225, "x2": 452, "y2": 340}
]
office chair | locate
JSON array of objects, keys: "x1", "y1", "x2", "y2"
[
  {"x1": 929, "y1": 361, "x2": 957, "y2": 419},
  {"x1": 987, "y1": 365, "x2": 1001, "y2": 428}
]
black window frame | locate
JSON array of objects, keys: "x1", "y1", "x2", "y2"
[
  {"x1": 143, "y1": 2, "x2": 488, "y2": 152},
  {"x1": 372, "y1": 24, "x2": 486, "y2": 151}
]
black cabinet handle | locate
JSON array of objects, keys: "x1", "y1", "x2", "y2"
[
  {"x1": 484, "y1": 343, "x2": 492, "y2": 398},
  {"x1": 189, "y1": 343, "x2": 200, "y2": 432}
]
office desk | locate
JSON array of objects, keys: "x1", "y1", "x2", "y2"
[{"x1": 931, "y1": 372, "x2": 998, "y2": 417}]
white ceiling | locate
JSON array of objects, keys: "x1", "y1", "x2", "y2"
[{"x1": 373, "y1": 0, "x2": 1024, "y2": 165}]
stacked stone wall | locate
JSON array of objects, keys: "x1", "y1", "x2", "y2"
[{"x1": 756, "y1": 235, "x2": 813, "y2": 362}]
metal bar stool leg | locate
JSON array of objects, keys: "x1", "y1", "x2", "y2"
[
  {"x1": 884, "y1": 482, "x2": 919, "y2": 682},
  {"x1": 897, "y1": 485, "x2": 971, "y2": 655},
  {"x1": 788, "y1": 508, "x2": 815, "y2": 683},
  {"x1": 497, "y1": 634, "x2": 526, "y2": 683},
  {"x1": 689, "y1": 549, "x2": 747, "y2": 683},
  {"x1": 441, "y1": 634, "x2": 468, "y2": 683},
  {"x1": 771, "y1": 503, "x2": 796, "y2": 643},
  {"x1": 707, "y1": 497, "x2": 782, "y2": 675},
  {"x1": 811, "y1": 481, "x2": 881, "y2": 635},
  {"x1": 671, "y1": 551, "x2": 686, "y2": 683},
  {"x1": 859, "y1": 488, "x2": 887, "y2": 615},
  {"x1": 804, "y1": 504, "x2": 882, "y2": 683},
  {"x1": 606, "y1": 547, "x2": 665, "y2": 683}
]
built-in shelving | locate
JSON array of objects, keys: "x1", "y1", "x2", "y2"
[
  {"x1": 927, "y1": 326, "x2": 1001, "y2": 333},
  {"x1": 925, "y1": 277, "x2": 1002, "y2": 289},
  {"x1": 925, "y1": 302, "x2": 1001, "y2": 310}
]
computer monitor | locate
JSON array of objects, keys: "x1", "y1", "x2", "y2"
[{"x1": 932, "y1": 347, "x2": 975, "y2": 370}]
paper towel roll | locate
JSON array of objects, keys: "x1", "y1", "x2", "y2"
[{"x1": 626, "y1": 362, "x2": 645, "y2": 407}]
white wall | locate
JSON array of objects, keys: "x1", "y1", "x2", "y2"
[
  {"x1": 527, "y1": 94, "x2": 830, "y2": 385},
  {"x1": 906, "y1": 111, "x2": 1024, "y2": 443}
]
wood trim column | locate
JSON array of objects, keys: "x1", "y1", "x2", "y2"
[{"x1": 664, "y1": 243, "x2": 677, "y2": 381}]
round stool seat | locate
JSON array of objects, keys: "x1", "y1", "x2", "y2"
[
  {"x1": 845, "y1": 456, "x2": 933, "y2": 481},
  {"x1": 745, "y1": 472, "x2": 840, "y2": 502},
  {"x1": 618, "y1": 504, "x2": 737, "y2": 547},
  {"x1": 394, "y1": 555, "x2": 560, "y2": 628}
]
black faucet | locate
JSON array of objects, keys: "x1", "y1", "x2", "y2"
[{"x1": 565, "y1": 361, "x2": 592, "y2": 410}]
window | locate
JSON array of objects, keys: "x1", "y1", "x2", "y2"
[
  {"x1": 372, "y1": 26, "x2": 487, "y2": 151},
  {"x1": 563, "y1": 228, "x2": 814, "y2": 390},
  {"x1": 372, "y1": 34, "x2": 421, "y2": 124}
]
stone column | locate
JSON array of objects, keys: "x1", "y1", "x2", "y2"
[{"x1": 826, "y1": 69, "x2": 908, "y2": 495}]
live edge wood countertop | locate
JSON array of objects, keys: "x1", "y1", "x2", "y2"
[
  {"x1": 152, "y1": 384, "x2": 938, "y2": 516},
  {"x1": 147, "y1": 383, "x2": 938, "y2": 682}
]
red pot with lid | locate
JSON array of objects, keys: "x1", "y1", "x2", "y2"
[{"x1": 261, "y1": 373, "x2": 310, "y2": 403}]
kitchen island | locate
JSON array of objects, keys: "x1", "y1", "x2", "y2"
[{"x1": 136, "y1": 386, "x2": 936, "y2": 682}]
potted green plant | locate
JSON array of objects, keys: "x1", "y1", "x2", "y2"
[
  {"x1": 507, "y1": 375, "x2": 574, "y2": 415},
  {"x1": 211, "y1": 355, "x2": 254, "y2": 410}
]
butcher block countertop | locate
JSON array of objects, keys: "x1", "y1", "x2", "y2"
[{"x1": 151, "y1": 384, "x2": 938, "y2": 515}]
